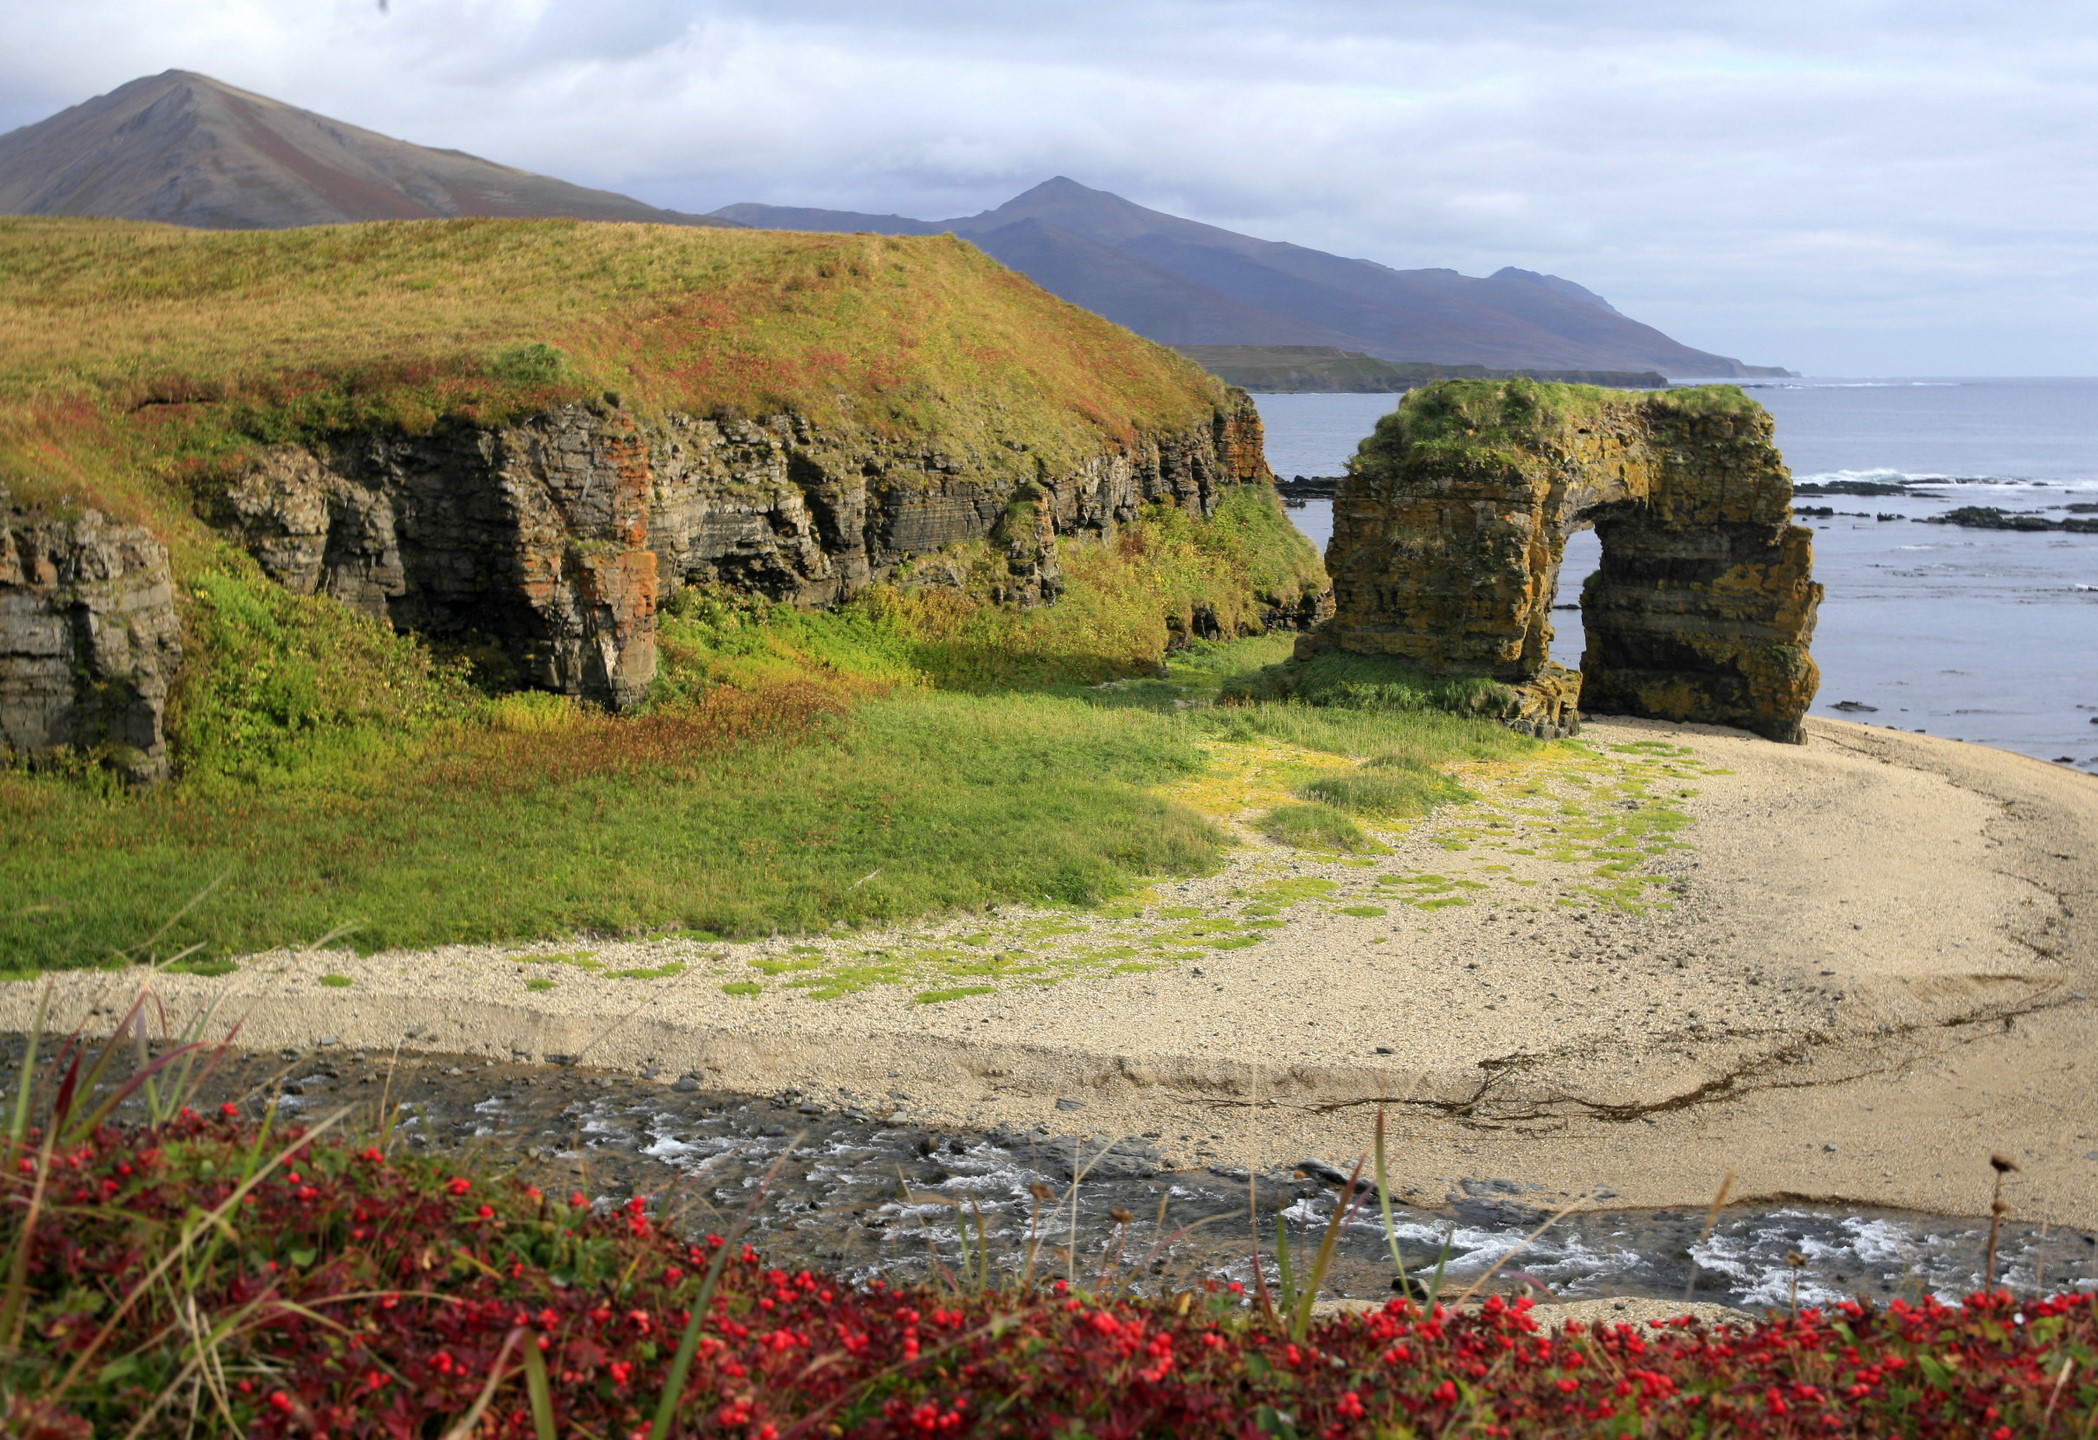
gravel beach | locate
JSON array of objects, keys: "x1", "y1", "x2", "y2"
[{"x1": 9, "y1": 716, "x2": 2094, "y2": 1230}]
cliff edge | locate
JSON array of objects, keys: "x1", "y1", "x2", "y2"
[{"x1": 0, "y1": 217, "x2": 1312, "y2": 776}]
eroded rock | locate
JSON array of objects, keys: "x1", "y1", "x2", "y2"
[
  {"x1": 1311, "y1": 381, "x2": 1821, "y2": 742},
  {"x1": 0, "y1": 486, "x2": 182, "y2": 781},
  {"x1": 223, "y1": 393, "x2": 1278, "y2": 710}
]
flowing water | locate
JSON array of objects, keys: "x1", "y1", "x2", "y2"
[
  {"x1": 75, "y1": 1043, "x2": 2094, "y2": 1312},
  {"x1": 1259, "y1": 379, "x2": 2098, "y2": 773}
]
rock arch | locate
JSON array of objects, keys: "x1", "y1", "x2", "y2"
[{"x1": 1308, "y1": 381, "x2": 1822, "y2": 742}]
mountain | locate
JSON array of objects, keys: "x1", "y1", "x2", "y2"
[
  {"x1": 0, "y1": 70, "x2": 734, "y2": 230},
  {"x1": 715, "y1": 178, "x2": 1784, "y2": 378}
]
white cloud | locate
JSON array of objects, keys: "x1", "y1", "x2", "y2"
[{"x1": 2, "y1": 0, "x2": 2093, "y2": 372}]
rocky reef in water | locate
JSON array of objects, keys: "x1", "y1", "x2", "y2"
[
  {"x1": 1922, "y1": 506, "x2": 2098, "y2": 534},
  {"x1": 1304, "y1": 380, "x2": 1821, "y2": 743}
]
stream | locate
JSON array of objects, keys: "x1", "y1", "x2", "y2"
[{"x1": 36, "y1": 1040, "x2": 2090, "y2": 1313}]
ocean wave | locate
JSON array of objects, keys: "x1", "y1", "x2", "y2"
[
  {"x1": 1795, "y1": 468, "x2": 2097, "y2": 493},
  {"x1": 1742, "y1": 381, "x2": 1961, "y2": 390}
]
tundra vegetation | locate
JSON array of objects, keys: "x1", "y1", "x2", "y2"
[
  {"x1": 2, "y1": 1023, "x2": 2093, "y2": 1438},
  {"x1": 4, "y1": 220, "x2": 2094, "y2": 1435},
  {"x1": 0, "y1": 216, "x2": 1545, "y2": 971}
]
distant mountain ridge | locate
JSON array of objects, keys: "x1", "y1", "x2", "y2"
[
  {"x1": 714, "y1": 178, "x2": 1785, "y2": 378},
  {"x1": 0, "y1": 74, "x2": 1782, "y2": 376},
  {"x1": 0, "y1": 70, "x2": 734, "y2": 229}
]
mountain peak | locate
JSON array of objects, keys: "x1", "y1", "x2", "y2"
[{"x1": 0, "y1": 70, "x2": 732, "y2": 230}]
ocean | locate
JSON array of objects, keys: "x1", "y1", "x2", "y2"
[{"x1": 1257, "y1": 379, "x2": 2098, "y2": 773}]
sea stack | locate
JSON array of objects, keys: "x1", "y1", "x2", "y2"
[{"x1": 1307, "y1": 379, "x2": 1822, "y2": 742}]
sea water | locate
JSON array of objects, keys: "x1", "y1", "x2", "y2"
[{"x1": 1258, "y1": 379, "x2": 2098, "y2": 772}]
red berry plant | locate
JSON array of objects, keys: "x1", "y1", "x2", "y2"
[{"x1": 1, "y1": 1105, "x2": 2094, "y2": 1439}]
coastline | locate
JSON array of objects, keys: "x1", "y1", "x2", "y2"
[{"x1": 6, "y1": 717, "x2": 2093, "y2": 1231}]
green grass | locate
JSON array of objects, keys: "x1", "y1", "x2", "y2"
[
  {"x1": 1254, "y1": 803, "x2": 1376, "y2": 854},
  {"x1": 1296, "y1": 768, "x2": 1469, "y2": 820},
  {"x1": 1221, "y1": 649, "x2": 1517, "y2": 716},
  {"x1": 0, "y1": 684, "x2": 1224, "y2": 969},
  {"x1": 1, "y1": 607, "x2": 1544, "y2": 970}
]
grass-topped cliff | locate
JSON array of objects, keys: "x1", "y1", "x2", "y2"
[
  {"x1": 1360, "y1": 376, "x2": 1761, "y2": 467},
  {"x1": 0, "y1": 215, "x2": 1234, "y2": 544}
]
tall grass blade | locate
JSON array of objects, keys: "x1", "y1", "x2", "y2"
[
  {"x1": 1290, "y1": 1156, "x2": 1370, "y2": 1341},
  {"x1": 1450, "y1": 1193, "x2": 1588, "y2": 1307},
  {"x1": 521, "y1": 1338, "x2": 559, "y2": 1440},
  {"x1": 1374, "y1": 1107, "x2": 1412, "y2": 1287},
  {"x1": 1683, "y1": 1169, "x2": 1736, "y2": 1302},
  {"x1": 4, "y1": 981, "x2": 51, "y2": 1146},
  {"x1": 441, "y1": 1328, "x2": 527, "y2": 1440}
]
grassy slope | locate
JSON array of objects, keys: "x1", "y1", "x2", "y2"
[
  {"x1": 0, "y1": 218, "x2": 1546, "y2": 971},
  {"x1": 0, "y1": 216, "x2": 1232, "y2": 553},
  {"x1": 0, "y1": 489, "x2": 1521, "y2": 971}
]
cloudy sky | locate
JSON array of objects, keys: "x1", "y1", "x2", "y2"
[{"x1": 6, "y1": 0, "x2": 2094, "y2": 375}]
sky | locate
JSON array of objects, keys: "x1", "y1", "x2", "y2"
[{"x1": 5, "y1": 1, "x2": 2095, "y2": 376}]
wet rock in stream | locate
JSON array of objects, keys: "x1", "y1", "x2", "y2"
[{"x1": 8, "y1": 1039, "x2": 2094, "y2": 1311}]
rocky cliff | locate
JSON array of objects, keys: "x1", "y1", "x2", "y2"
[
  {"x1": 1310, "y1": 381, "x2": 1820, "y2": 742},
  {"x1": 0, "y1": 217, "x2": 1311, "y2": 779},
  {"x1": 219, "y1": 392, "x2": 1276, "y2": 710},
  {"x1": 0, "y1": 486, "x2": 182, "y2": 782}
]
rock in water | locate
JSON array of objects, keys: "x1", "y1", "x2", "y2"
[{"x1": 1308, "y1": 380, "x2": 1822, "y2": 743}]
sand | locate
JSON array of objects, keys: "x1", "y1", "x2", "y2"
[{"x1": 6, "y1": 717, "x2": 2094, "y2": 1232}]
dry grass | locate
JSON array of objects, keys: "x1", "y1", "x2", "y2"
[{"x1": 0, "y1": 216, "x2": 1229, "y2": 525}]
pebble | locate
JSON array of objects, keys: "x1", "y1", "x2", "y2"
[{"x1": 1055, "y1": 1098, "x2": 1086, "y2": 1112}]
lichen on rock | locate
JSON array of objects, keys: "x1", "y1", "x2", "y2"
[{"x1": 1308, "y1": 380, "x2": 1821, "y2": 742}]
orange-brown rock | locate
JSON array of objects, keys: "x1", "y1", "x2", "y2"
[{"x1": 1310, "y1": 380, "x2": 1821, "y2": 742}]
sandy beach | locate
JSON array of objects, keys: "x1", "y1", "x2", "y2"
[{"x1": 7, "y1": 716, "x2": 2094, "y2": 1231}]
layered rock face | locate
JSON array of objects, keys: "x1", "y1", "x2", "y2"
[
  {"x1": 0, "y1": 487, "x2": 182, "y2": 782},
  {"x1": 1314, "y1": 383, "x2": 1821, "y2": 742},
  {"x1": 222, "y1": 393, "x2": 1275, "y2": 710}
]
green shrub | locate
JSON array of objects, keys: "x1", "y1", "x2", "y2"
[
  {"x1": 1222, "y1": 650, "x2": 1516, "y2": 715},
  {"x1": 1298, "y1": 767, "x2": 1471, "y2": 819},
  {"x1": 1256, "y1": 802, "x2": 1375, "y2": 853}
]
